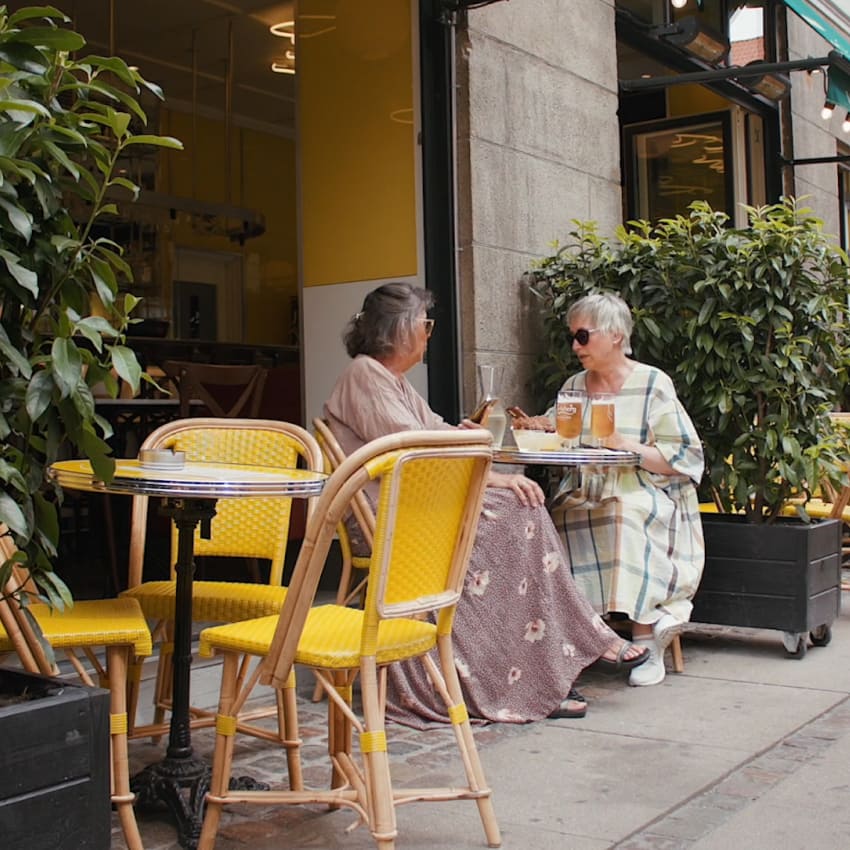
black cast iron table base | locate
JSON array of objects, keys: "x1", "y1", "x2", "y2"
[
  {"x1": 130, "y1": 498, "x2": 266, "y2": 849},
  {"x1": 132, "y1": 757, "x2": 267, "y2": 849}
]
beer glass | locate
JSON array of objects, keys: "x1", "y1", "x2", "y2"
[
  {"x1": 556, "y1": 390, "x2": 584, "y2": 448},
  {"x1": 590, "y1": 393, "x2": 615, "y2": 446}
]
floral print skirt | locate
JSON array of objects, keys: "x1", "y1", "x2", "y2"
[{"x1": 385, "y1": 488, "x2": 615, "y2": 728}]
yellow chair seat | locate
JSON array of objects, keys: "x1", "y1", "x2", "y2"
[
  {"x1": 0, "y1": 597, "x2": 152, "y2": 657},
  {"x1": 123, "y1": 580, "x2": 287, "y2": 623},
  {"x1": 781, "y1": 497, "x2": 850, "y2": 521},
  {"x1": 200, "y1": 604, "x2": 437, "y2": 668}
]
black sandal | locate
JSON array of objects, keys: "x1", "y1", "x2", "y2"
[
  {"x1": 547, "y1": 687, "x2": 587, "y2": 719},
  {"x1": 590, "y1": 642, "x2": 650, "y2": 674}
]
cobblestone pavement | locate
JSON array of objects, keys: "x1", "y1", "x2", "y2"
[
  {"x1": 115, "y1": 657, "x2": 529, "y2": 850},
  {"x1": 110, "y1": 612, "x2": 850, "y2": 850}
]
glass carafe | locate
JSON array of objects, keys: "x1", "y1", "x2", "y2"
[{"x1": 476, "y1": 364, "x2": 507, "y2": 447}]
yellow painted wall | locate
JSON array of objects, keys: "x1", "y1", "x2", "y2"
[
  {"x1": 668, "y1": 85, "x2": 728, "y2": 117},
  {"x1": 299, "y1": 0, "x2": 417, "y2": 286},
  {"x1": 159, "y1": 110, "x2": 297, "y2": 344}
]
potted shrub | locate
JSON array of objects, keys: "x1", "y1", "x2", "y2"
[
  {"x1": 0, "y1": 6, "x2": 181, "y2": 843},
  {"x1": 527, "y1": 198, "x2": 850, "y2": 656}
]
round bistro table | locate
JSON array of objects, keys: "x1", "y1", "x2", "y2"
[{"x1": 49, "y1": 458, "x2": 327, "y2": 849}]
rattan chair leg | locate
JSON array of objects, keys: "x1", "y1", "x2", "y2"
[
  {"x1": 281, "y1": 672, "x2": 303, "y2": 790},
  {"x1": 151, "y1": 625, "x2": 175, "y2": 740},
  {"x1": 434, "y1": 639, "x2": 501, "y2": 847},
  {"x1": 669, "y1": 635, "x2": 684, "y2": 673},
  {"x1": 107, "y1": 646, "x2": 145, "y2": 850},
  {"x1": 197, "y1": 652, "x2": 240, "y2": 850},
  {"x1": 359, "y1": 657, "x2": 397, "y2": 848}
]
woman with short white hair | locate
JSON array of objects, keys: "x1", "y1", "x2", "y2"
[{"x1": 548, "y1": 291, "x2": 705, "y2": 686}]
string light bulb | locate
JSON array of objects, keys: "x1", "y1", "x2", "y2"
[
  {"x1": 822, "y1": 101, "x2": 836, "y2": 120},
  {"x1": 843, "y1": 112, "x2": 850, "y2": 133},
  {"x1": 671, "y1": 0, "x2": 688, "y2": 7}
]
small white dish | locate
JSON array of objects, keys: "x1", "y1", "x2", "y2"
[{"x1": 511, "y1": 429, "x2": 563, "y2": 452}]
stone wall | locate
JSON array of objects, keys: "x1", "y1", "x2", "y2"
[
  {"x1": 786, "y1": 15, "x2": 842, "y2": 240},
  {"x1": 454, "y1": 0, "x2": 621, "y2": 414}
]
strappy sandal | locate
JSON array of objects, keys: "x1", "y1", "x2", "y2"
[
  {"x1": 590, "y1": 641, "x2": 650, "y2": 674},
  {"x1": 547, "y1": 687, "x2": 587, "y2": 719}
]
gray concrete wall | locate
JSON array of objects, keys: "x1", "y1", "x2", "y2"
[
  {"x1": 785, "y1": 15, "x2": 842, "y2": 240},
  {"x1": 454, "y1": 0, "x2": 621, "y2": 415}
]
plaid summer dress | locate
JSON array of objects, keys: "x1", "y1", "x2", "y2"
[{"x1": 549, "y1": 364, "x2": 705, "y2": 626}]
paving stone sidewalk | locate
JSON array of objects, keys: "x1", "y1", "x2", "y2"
[{"x1": 113, "y1": 607, "x2": 850, "y2": 850}]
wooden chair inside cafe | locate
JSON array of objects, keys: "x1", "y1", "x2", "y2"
[
  {"x1": 161, "y1": 360, "x2": 267, "y2": 418},
  {"x1": 195, "y1": 429, "x2": 501, "y2": 850},
  {"x1": 121, "y1": 417, "x2": 322, "y2": 763},
  {"x1": 0, "y1": 526, "x2": 152, "y2": 850}
]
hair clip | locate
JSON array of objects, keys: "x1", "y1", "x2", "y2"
[{"x1": 353, "y1": 311, "x2": 363, "y2": 321}]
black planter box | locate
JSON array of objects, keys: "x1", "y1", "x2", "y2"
[
  {"x1": 692, "y1": 514, "x2": 842, "y2": 653},
  {"x1": 0, "y1": 668, "x2": 110, "y2": 850}
]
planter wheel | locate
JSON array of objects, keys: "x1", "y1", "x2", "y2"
[
  {"x1": 810, "y1": 625, "x2": 832, "y2": 647},
  {"x1": 782, "y1": 631, "x2": 808, "y2": 659}
]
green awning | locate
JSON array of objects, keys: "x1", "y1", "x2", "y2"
[
  {"x1": 783, "y1": 0, "x2": 850, "y2": 59},
  {"x1": 784, "y1": 1, "x2": 850, "y2": 110}
]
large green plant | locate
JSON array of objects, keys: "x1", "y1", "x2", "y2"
[
  {"x1": 527, "y1": 199, "x2": 850, "y2": 523},
  {"x1": 0, "y1": 5, "x2": 182, "y2": 605}
]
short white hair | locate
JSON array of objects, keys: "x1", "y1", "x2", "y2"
[{"x1": 567, "y1": 292, "x2": 633, "y2": 355}]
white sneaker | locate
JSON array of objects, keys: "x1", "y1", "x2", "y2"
[
  {"x1": 653, "y1": 613, "x2": 683, "y2": 650},
  {"x1": 628, "y1": 638, "x2": 666, "y2": 687}
]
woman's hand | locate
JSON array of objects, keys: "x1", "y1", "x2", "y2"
[
  {"x1": 487, "y1": 470, "x2": 546, "y2": 506},
  {"x1": 602, "y1": 431, "x2": 676, "y2": 475},
  {"x1": 507, "y1": 407, "x2": 554, "y2": 432}
]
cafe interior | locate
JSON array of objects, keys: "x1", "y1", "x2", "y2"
[{"x1": 24, "y1": 0, "x2": 321, "y2": 593}]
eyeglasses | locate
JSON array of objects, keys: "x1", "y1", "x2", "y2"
[
  {"x1": 569, "y1": 327, "x2": 600, "y2": 346},
  {"x1": 422, "y1": 318, "x2": 435, "y2": 337}
]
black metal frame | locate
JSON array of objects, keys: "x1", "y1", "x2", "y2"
[
  {"x1": 420, "y1": 1, "x2": 461, "y2": 422},
  {"x1": 622, "y1": 110, "x2": 736, "y2": 221}
]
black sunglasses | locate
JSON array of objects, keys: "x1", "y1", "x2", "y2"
[{"x1": 569, "y1": 327, "x2": 599, "y2": 346}]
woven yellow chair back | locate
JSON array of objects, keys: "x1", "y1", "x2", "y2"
[
  {"x1": 127, "y1": 418, "x2": 322, "y2": 587},
  {"x1": 313, "y1": 417, "x2": 375, "y2": 547},
  {"x1": 261, "y1": 429, "x2": 492, "y2": 688},
  {"x1": 367, "y1": 451, "x2": 478, "y2": 617}
]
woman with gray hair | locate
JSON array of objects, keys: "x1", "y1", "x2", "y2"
[
  {"x1": 540, "y1": 291, "x2": 705, "y2": 686},
  {"x1": 324, "y1": 282, "x2": 649, "y2": 727}
]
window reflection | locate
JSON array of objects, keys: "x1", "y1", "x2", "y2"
[{"x1": 625, "y1": 114, "x2": 732, "y2": 221}]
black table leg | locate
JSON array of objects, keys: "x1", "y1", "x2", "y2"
[{"x1": 131, "y1": 498, "x2": 216, "y2": 849}]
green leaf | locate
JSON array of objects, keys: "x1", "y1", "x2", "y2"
[
  {"x1": 123, "y1": 134, "x2": 184, "y2": 150},
  {"x1": 41, "y1": 139, "x2": 80, "y2": 181},
  {"x1": 0, "y1": 195, "x2": 33, "y2": 240},
  {"x1": 0, "y1": 248, "x2": 38, "y2": 296},
  {"x1": 0, "y1": 42, "x2": 48, "y2": 73},
  {"x1": 10, "y1": 27, "x2": 85, "y2": 52},
  {"x1": 8, "y1": 7, "x2": 70, "y2": 27},
  {"x1": 110, "y1": 345, "x2": 141, "y2": 394},
  {"x1": 0, "y1": 492, "x2": 29, "y2": 536},
  {"x1": 25, "y1": 367, "x2": 53, "y2": 421},
  {"x1": 50, "y1": 337, "x2": 83, "y2": 398},
  {"x1": 0, "y1": 98, "x2": 51, "y2": 119}
]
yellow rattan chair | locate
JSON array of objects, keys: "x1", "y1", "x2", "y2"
[
  {"x1": 121, "y1": 417, "x2": 322, "y2": 759},
  {"x1": 195, "y1": 429, "x2": 501, "y2": 850},
  {"x1": 780, "y1": 412, "x2": 850, "y2": 582},
  {"x1": 312, "y1": 417, "x2": 374, "y2": 608},
  {"x1": 310, "y1": 418, "x2": 375, "y2": 702},
  {"x1": 0, "y1": 527, "x2": 152, "y2": 850}
]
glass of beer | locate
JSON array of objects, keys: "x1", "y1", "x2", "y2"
[
  {"x1": 590, "y1": 393, "x2": 615, "y2": 446},
  {"x1": 556, "y1": 390, "x2": 584, "y2": 448}
]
